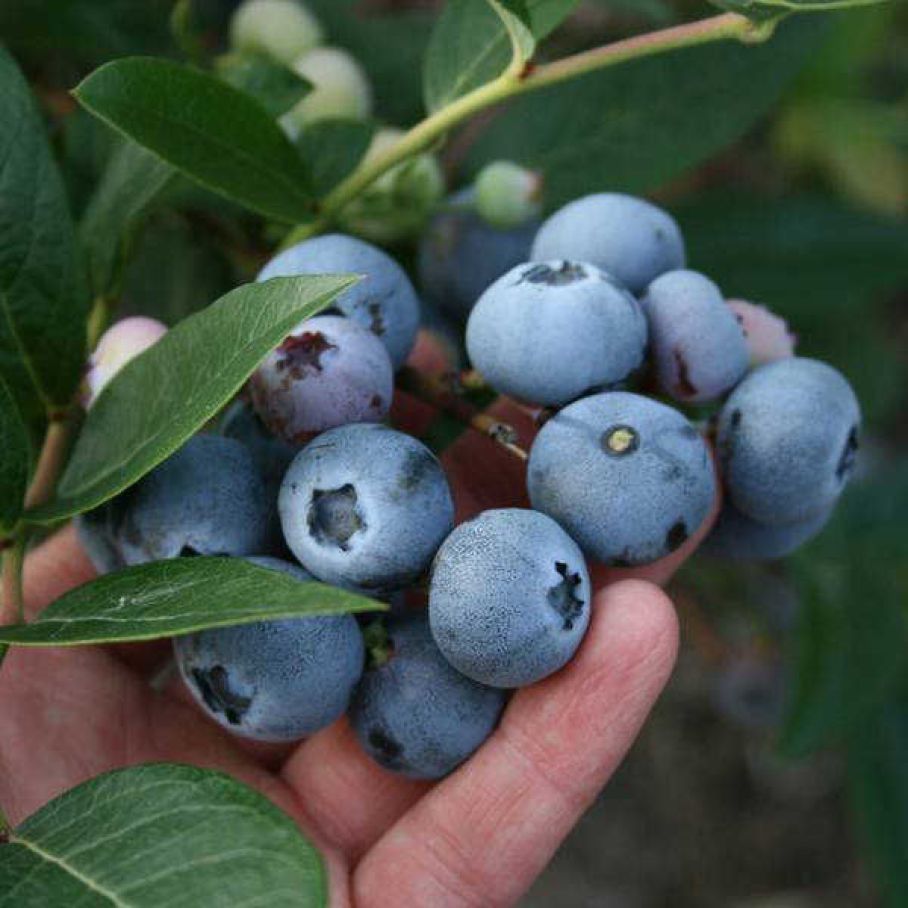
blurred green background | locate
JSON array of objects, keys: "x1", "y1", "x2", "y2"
[{"x1": 1, "y1": 1, "x2": 905, "y2": 905}]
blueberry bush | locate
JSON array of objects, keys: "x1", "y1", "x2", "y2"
[{"x1": 0, "y1": 1, "x2": 905, "y2": 905}]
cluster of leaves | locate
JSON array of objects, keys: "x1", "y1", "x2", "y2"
[{"x1": 0, "y1": 0, "x2": 903, "y2": 904}]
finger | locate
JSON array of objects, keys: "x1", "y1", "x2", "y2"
[
  {"x1": 22, "y1": 526, "x2": 172, "y2": 675},
  {"x1": 353, "y1": 580, "x2": 679, "y2": 908},
  {"x1": 281, "y1": 717, "x2": 430, "y2": 861}
]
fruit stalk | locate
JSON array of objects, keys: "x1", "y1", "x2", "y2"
[
  {"x1": 396, "y1": 366, "x2": 528, "y2": 461},
  {"x1": 1, "y1": 539, "x2": 25, "y2": 625}
]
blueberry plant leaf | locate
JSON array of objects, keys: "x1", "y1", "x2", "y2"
[
  {"x1": 0, "y1": 558, "x2": 382, "y2": 646},
  {"x1": 295, "y1": 120, "x2": 376, "y2": 195},
  {"x1": 215, "y1": 51, "x2": 312, "y2": 118},
  {"x1": 74, "y1": 57, "x2": 315, "y2": 223},
  {"x1": 28, "y1": 275, "x2": 358, "y2": 524},
  {"x1": 80, "y1": 139, "x2": 176, "y2": 299},
  {"x1": 423, "y1": 0, "x2": 579, "y2": 111},
  {"x1": 466, "y1": 17, "x2": 824, "y2": 207},
  {"x1": 0, "y1": 45, "x2": 89, "y2": 434},
  {"x1": 0, "y1": 373, "x2": 30, "y2": 534},
  {"x1": 710, "y1": 0, "x2": 890, "y2": 23},
  {"x1": 0, "y1": 764, "x2": 327, "y2": 907}
]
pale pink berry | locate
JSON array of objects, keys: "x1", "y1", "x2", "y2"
[
  {"x1": 727, "y1": 299, "x2": 796, "y2": 366},
  {"x1": 83, "y1": 316, "x2": 167, "y2": 407}
]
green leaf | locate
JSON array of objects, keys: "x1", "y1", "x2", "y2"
[
  {"x1": 28, "y1": 275, "x2": 357, "y2": 524},
  {"x1": 295, "y1": 120, "x2": 375, "y2": 195},
  {"x1": 0, "y1": 45, "x2": 89, "y2": 431},
  {"x1": 0, "y1": 764, "x2": 327, "y2": 906},
  {"x1": 711, "y1": 0, "x2": 889, "y2": 24},
  {"x1": 80, "y1": 139, "x2": 176, "y2": 299},
  {"x1": 847, "y1": 689, "x2": 908, "y2": 908},
  {"x1": 424, "y1": 0, "x2": 578, "y2": 111},
  {"x1": 466, "y1": 17, "x2": 825, "y2": 206},
  {"x1": 215, "y1": 51, "x2": 311, "y2": 119},
  {"x1": 0, "y1": 374, "x2": 29, "y2": 534},
  {"x1": 487, "y1": 0, "x2": 536, "y2": 69},
  {"x1": 0, "y1": 557, "x2": 381, "y2": 646},
  {"x1": 778, "y1": 469, "x2": 908, "y2": 756},
  {"x1": 74, "y1": 57, "x2": 315, "y2": 224}
]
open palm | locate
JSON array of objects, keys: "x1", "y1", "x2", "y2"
[{"x1": 0, "y1": 353, "x2": 712, "y2": 907}]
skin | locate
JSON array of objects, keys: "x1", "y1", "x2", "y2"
[{"x1": 0, "y1": 331, "x2": 719, "y2": 907}]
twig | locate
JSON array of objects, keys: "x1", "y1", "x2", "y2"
[{"x1": 396, "y1": 366, "x2": 528, "y2": 461}]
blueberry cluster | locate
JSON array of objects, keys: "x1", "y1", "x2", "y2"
[{"x1": 77, "y1": 184, "x2": 859, "y2": 780}]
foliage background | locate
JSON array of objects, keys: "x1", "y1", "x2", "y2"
[{"x1": 1, "y1": 0, "x2": 905, "y2": 904}]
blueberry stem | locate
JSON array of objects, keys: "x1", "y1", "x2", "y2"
[
  {"x1": 396, "y1": 367, "x2": 528, "y2": 462},
  {"x1": 284, "y1": 13, "x2": 770, "y2": 245},
  {"x1": 1, "y1": 538, "x2": 25, "y2": 626}
]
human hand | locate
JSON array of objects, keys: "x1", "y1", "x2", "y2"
[{"x1": 0, "y1": 335, "x2": 717, "y2": 907}]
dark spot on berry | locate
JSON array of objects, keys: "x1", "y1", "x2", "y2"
[
  {"x1": 836, "y1": 426, "x2": 859, "y2": 482},
  {"x1": 370, "y1": 394, "x2": 383, "y2": 409},
  {"x1": 192, "y1": 665, "x2": 252, "y2": 726},
  {"x1": 665, "y1": 520, "x2": 688, "y2": 552},
  {"x1": 730, "y1": 409, "x2": 742, "y2": 429},
  {"x1": 178, "y1": 546, "x2": 202, "y2": 557},
  {"x1": 547, "y1": 562, "x2": 585, "y2": 631},
  {"x1": 367, "y1": 302, "x2": 385, "y2": 336},
  {"x1": 277, "y1": 331, "x2": 337, "y2": 379},
  {"x1": 397, "y1": 448, "x2": 438, "y2": 492},
  {"x1": 308, "y1": 484, "x2": 365, "y2": 550},
  {"x1": 368, "y1": 727, "x2": 402, "y2": 761},
  {"x1": 611, "y1": 557, "x2": 633, "y2": 569},
  {"x1": 673, "y1": 348, "x2": 697, "y2": 398},
  {"x1": 601, "y1": 425, "x2": 639, "y2": 457},
  {"x1": 518, "y1": 261, "x2": 587, "y2": 287}
]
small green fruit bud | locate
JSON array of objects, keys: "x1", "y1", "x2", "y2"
[
  {"x1": 475, "y1": 160, "x2": 542, "y2": 229},
  {"x1": 229, "y1": 0, "x2": 323, "y2": 67}
]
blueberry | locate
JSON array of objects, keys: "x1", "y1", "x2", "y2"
[
  {"x1": 702, "y1": 501, "x2": 833, "y2": 561},
  {"x1": 279, "y1": 424, "x2": 454, "y2": 594},
  {"x1": 258, "y1": 233, "x2": 419, "y2": 369},
  {"x1": 531, "y1": 193, "x2": 685, "y2": 294},
  {"x1": 727, "y1": 299, "x2": 797, "y2": 366},
  {"x1": 175, "y1": 557, "x2": 364, "y2": 742},
  {"x1": 114, "y1": 435, "x2": 272, "y2": 564},
  {"x1": 229, "y1": 0, "x2": 323, "y2": 67},
  {"x1": 429, "y1": 508, "x2": 591, "y2": 688},
  {"x1": 527, "y1": 392, "x2": 716, "y2": 566},
  {"x1": 418, "y1": 188, "x2": 539, "y2": 321},
  {"x1": 280, "y1": 47, "x2": 372, "y2": 135},
  {"x1": 641, "y1": 270, "x2": 748, "y2": 403},
  {"x1": 350, "y1": 614, "x2": 506, "y2": 779},
  {"x1": 466, "y1": 260, "x2": 648, "y2": 406},
  {"x1": 75, "y1": 501, "x2": 127, "y2": 575},
  {"x1": 249, "y1": 314, "x2": 393, "y2": 443},
  {"x1": 221, "y1": 400, "x2": 299, "y2": 558},
  {"x1": 716, "y1": 357, "x2": 860, "y2": 525}
]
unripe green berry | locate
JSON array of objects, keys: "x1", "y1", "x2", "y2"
[
  {"x1": 340, "y1": 127, "x2": 445, "y2": 243},
  {"x1": 229, "y1": 0, "x2": 323, "y2": 67},
  {"x1": 475, "y1": 160, "x2": 542, "y2": 229},
  {"x1": 280, "y1": 47, "x2": 372, "y2": 135}
]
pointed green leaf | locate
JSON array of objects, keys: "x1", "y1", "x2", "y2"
[
  {"x1": 74, "y1": 57, "x2": 314, "y2": 223},
  {"x1": 28, "y1": 275, "x2": 357, "y2": 524},
  {"x1": 424, "y1": 0, "x2": 578, "y2": 111},
  {"x1": 295, "y1": 119, "x2": 375, "y2": 195},
  {"x1": 80, "y1": 139, "x2": 176, "y2": 299},
  {"x1": 711, "y1": 0, "x2": 889, "y2": 23},
  {"x1": 216, "y1": 51, "x2": 311, "y2": 118},
  {"x1": 0, "y1": 45, "x2": 89, "y2": 430},
  {"x1": 0, "y1": 764, "x2": 327, "y2": 906},
  {"x1": 0, "y1": 557, "x2": 382, "y2": 646},
  {"x1": 0, "y1": 373, "x2": 29, "y2": 533}
]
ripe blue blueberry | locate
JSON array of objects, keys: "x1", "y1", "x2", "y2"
[
  {"x1": 75, "y1": 501, "x2": 127, "y2": 575},
  {"x1": 716, "y1": 357, "x2": 860, "y2": 525},
  {"x1": 527, "y1": 392, "x2": 716, "y2": 566},
  {"x1": 114, "y1": 435, "x2": 272, "y2": 564},
  {"x1": 175, "y1": 557, "x2": 364, "y2": 742},
  {"x1": 702, "y1": 501, "x2": 833, "y2": 561},
  {"x1": 279, "y1": 423, "x2": 455, "y2": 594},
  {"x1": 418, "y1": 188, "x2": 539, "y2": 321},
  {"x1": 531, "y1": 193, "x2": 686, "y2": 294},
  {"x1": 727, "y1": 299, "x2": 796, "y2": 366},
  {"x1": 221, "y1": 400, "x2": 298, "y2": 558},
  {"x1": 429, "y1": 508, "x2": 591, "y2": 688},
  {"x1": 465, "y1": 260, "x2": 648, "y2": 406},
  {"x1": 249, "y1": 314, "x2": 393, "y2": 443},
  {"x1": 350, "y1": 614, "x2": 506, "y2": 779},
  {"x1": 641, "y1": 270, "x2": 749, "y2": 403},
  {"x1": 258, "y1": 234, "x2": 420, "y2": 369}
]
